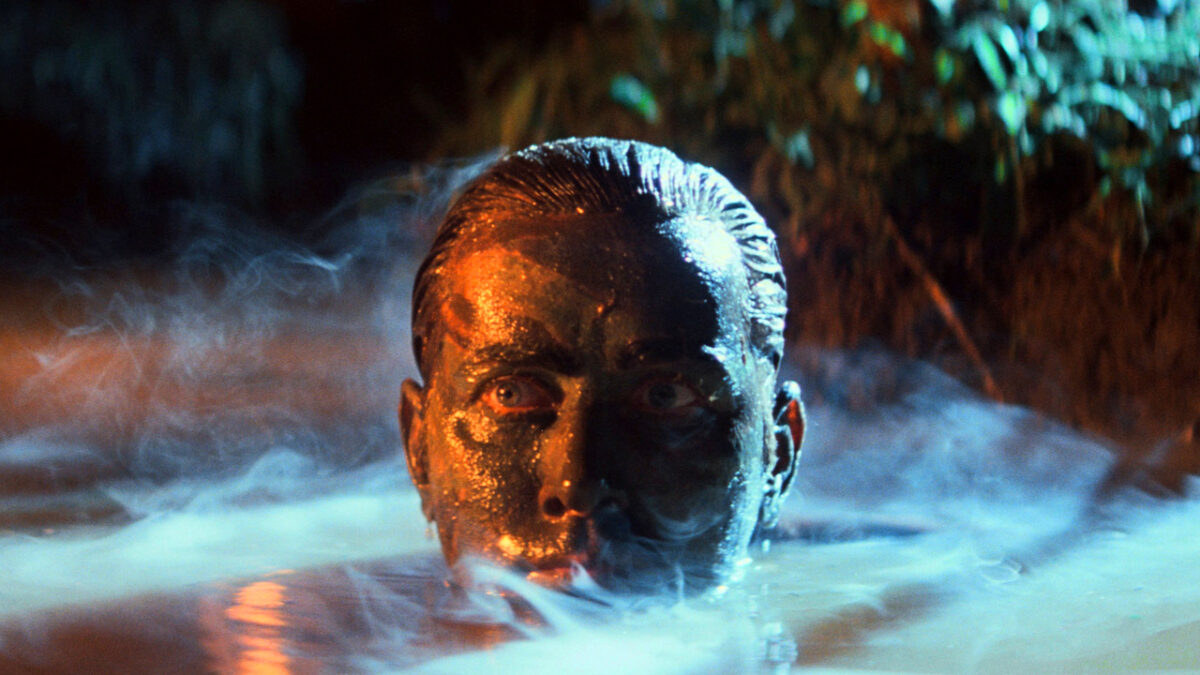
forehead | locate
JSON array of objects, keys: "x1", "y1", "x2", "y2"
[
  {"x1": 436, "y1": 213, "x2": 749, "y2": 348},
  {"x1": 459, "y1": 211, "x2": 739, "y2": 279}
]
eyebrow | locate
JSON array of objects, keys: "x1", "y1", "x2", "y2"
[
  {"x1": 615, "y1": 338, "x2": 715, "y2": 370},
  {"x1": 462, "y1": 319, "x2": 581, "y2": 374}
]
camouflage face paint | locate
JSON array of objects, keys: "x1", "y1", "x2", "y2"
[{"x1": 401, "y1": 212, "x2": 798, "y2": 593}]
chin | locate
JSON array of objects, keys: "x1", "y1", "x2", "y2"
[
  {"x1": 524, "y1": 541, "x2": 734, "y2": 597},
  {"x1": 440, "y1": 515, "x2": 748, "y2": 596}
]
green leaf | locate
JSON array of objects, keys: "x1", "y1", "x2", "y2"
[
  {"x1": 1178, "y1": 134, "x2": 1195, "y2": 158},
  {"x1": 929, "y1": 0, "x2": 954, "y2": 19},
  {"x1": 1030, "y1": 49, "x2": 1049, "y2": 81},
  {"x1": 994, "y1": 24, "x2": 1020, "y2": 62},
  {"x1": 935, "y1": 48, "x2": 955, "y2": 85},
  {"x1": 1170, "y1": 100, "x2": 1198, "y2": 129},
  {"x1": 1029, "y1": 2, "x2": 1050, "y2": 33},
  {"x1": 868, "y1": 21, "x2": 909, "y2": 59},
  {"x1": 783, "y1": 129, "x2": 814, "y2": 168},
  {"x1": 855, "y1": 65, "x2": 871, "y2": 95},
  {"x1": 769, "y1": 0, "x2": 795, "y2": 40},
  {"x1": 841, "y1": 0, "x2": 867, "y2": 28},
  {"x1": 973, "y1": 31, "x2": 1008, "y2": 91},
  {"x1": 1078, "y1": 82, "x2": 1146, "y2": 129},
  {"x1": 609, "y1": 73, "x2": 659, "y2": 123},
  {"x1": 997, "y1": 90, "x2": 1026, "y2": 136}
]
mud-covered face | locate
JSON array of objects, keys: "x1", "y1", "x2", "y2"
[{"x1": 401, "y1": 213, "x2": 801, "y2": 593}]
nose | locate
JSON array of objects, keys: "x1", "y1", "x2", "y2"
[
  {"x1": 537, "y1": 397, "x2": 620, "y2": 520},
  {"x1": 539, "y1": 477, "x2": 609, "y2": 519}
]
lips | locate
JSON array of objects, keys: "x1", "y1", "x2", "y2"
[
  {"x1": 490, "y1": 511, "x2": 650, "y2": 589},
  {"x1": 516, "y1": 531, "x2": 612, "y2": 588},
  {"x1": 525, "y1": 558, "x2": 591, "y2": 587},
  {"x1": 526, "y1": 540, "x2": 604, "y2": 571}
]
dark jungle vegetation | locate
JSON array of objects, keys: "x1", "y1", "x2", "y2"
[{"x1": 3, "y1": 0, "x2": 1198, "y2": 484}]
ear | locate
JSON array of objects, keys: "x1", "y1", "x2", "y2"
[
  {"x1": 760, "y1": 379, "x2": 804, "y2": 528},
  {"x1": 400, "y1": 378, "x2": 434, "y2": 520}
]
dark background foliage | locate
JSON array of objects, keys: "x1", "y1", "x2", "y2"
[{"x1": 2, "y1": 0, "x2": 1197, "y2": 483}]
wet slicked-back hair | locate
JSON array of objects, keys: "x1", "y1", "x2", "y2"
[{"x1": 411, "y1": 137, "x2": 787, "y2": 378}]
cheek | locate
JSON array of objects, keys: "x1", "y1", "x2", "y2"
[
  {"x1": 618, "y1": 416, "x2": 741, "y2": 504},
  {"x1": 425, "y1": 406, "x2": 541, "y2": 520},
  {"x1": 624, "y1": 410, "x2": 736, "y2": 465},
  {"x1": 619, "y1": 407, "x2": 768, "y2": 525}
]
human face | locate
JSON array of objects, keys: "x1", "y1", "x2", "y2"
[{"x1": 401, "y1": 212, "x2": 801, "y2": 593}]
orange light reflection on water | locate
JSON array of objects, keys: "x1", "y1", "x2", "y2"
[{"x1": 224, "y1": 580, "x2": 291, "y2": 675}]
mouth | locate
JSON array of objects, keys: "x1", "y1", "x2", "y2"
[
  {"x1": 524, "y1": 561, "x2": 585, "y2": 587},
  {"x1": 493, "y1": 511, "x2": 657, "y2": 589},
  {"x1": 523, "y1": 551, "x2": 607, "y2": 589}
]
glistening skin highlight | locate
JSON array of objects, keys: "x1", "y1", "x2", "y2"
[{"x1": 400, "y1": 138, "x2": 804, "y2": 593}]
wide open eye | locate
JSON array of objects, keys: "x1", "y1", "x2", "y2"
[
  {"x1": 482, "y1": 376, "x2": 556, "y2": 414},
  {"x1": 631, "y1": 378, "x2": 702, "y2": 415}
]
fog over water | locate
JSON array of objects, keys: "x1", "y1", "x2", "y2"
[{"x1": 1, "y1": 167, "x2": 1197, "y2": 672}]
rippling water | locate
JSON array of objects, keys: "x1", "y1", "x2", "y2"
[
  {"x1": 2, "y1": 198, "x2": 1196, "y2": 672},
  {"x1": 2, "y1": 463, "x2": 1196, "y2": 672}
]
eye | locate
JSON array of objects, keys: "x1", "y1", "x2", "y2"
[
  {"x1": 632, "y1": 378, "x2": 702, "y2": 415},
  {"x1": 481, "y1": 376, "x2": 556, "y2": 414}
]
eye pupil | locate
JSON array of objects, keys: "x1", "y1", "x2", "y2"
[
  {"x1": 484, "y1": 377, "x2": 554, "y2": 413},
  {"x1": 495, "y1": 383, "x2": 520, "y2": 405},
  {"x1": 646, "y1": 383, "x2": 678, "y2": 409}
]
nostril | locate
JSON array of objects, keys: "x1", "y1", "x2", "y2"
[{"x1": 541, "y1": 495, "x2": 566, "y2": 518}]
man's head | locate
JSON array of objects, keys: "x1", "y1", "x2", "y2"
[{"x1": 401, "y1": 138, "x2": 803, "y2": 592}]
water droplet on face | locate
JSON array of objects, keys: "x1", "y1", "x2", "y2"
[{"x1": 497, "y1": 534, "x2": 522, "y2": 556}]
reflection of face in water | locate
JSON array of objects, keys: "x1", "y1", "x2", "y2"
[{"x1": 401, "y1": 138, "x2": 804, "y2": 593}]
